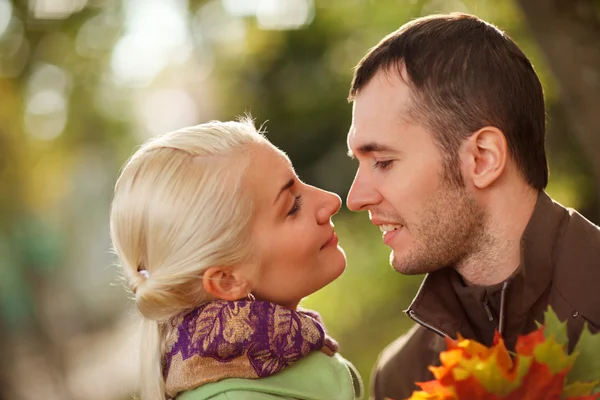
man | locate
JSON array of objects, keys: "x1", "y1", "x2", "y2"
[{"x1": 345, "y1": 13, "x2": 600, "y2": 400}]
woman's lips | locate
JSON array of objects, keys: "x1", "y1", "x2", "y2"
[{"x1": 321, "y1": 232, "x2": 338, "y2": 249}]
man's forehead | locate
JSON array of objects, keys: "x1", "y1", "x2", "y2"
[
  {"x1": 348, "y1": 128, "x2": 397, "y2": 158},
  {"x1": 346, "y1": 124, "x2": 359, "y2": 153}
]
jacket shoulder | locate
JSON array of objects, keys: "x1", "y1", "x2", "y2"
[
  {"x1": 371, "y1": 324, "x2": 443, "y2": 400},
  {"x1": 553, "y1": 206, "x2": 600, "y2": 326}
]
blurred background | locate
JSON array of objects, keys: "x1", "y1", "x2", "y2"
[{"x1": 1, "y1": 0, "x2": 599, "y2": 398}]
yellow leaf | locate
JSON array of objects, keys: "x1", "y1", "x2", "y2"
[
  {"x1": 451, "y1": 366, "x2": 470, "y2": 381},
  {"x1": 533, "y1": 335, "x2": 577, "y2": 374},
  {"x1": 440, "y1": 349, "x2": 464, "y2": 367},
  {"x1": 458, "y1": 350, "x2": 518, "y2": 396},
  {"x1": 562, "y1": 380, "x2": 599, "y2": 398},
  {"x1": 456, "y1": 338, "x2": 491, "y2": 358},
  {"x1": 513, "y1": 355, "x2": 533, "y2": 382}
]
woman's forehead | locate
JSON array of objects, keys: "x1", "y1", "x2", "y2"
[{"x1": 246, "y1": 144, "x2": 295, "y2": 202}]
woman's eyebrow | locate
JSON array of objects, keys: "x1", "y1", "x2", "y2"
[{"x1": 273, "y1": 178, "x2": 294, "y2": 205}]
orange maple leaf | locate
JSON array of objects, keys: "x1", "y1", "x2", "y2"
[
  {"x1": 514, "y1": 327, "x2": 545, "y2": 356},
  {"x1": 407, "y1": 313, "x2": 600, "y2": 400},
  {"x1": 453, "y1": 375, "x2": 500, "y2": 400},
  {"x1": 503, "y1": 362, "x2": 567, "y2": 400}
]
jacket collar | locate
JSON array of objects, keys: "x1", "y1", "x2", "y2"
[{"x1": 405, "y1": 191, "x2": 567, "y2": 344}]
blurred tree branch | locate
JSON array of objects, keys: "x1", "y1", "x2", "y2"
[{"x1": 516, "y1": 0, "x2": 600, "y2": 220}]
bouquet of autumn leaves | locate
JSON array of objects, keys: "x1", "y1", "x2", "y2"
[{"x1": 406, "y1": 308, "x2": 600, "y2": 400}]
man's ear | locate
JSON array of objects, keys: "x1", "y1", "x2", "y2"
[
  {"x1": 461, "y1": 126, "x2": 508, "y2": 189},
  {"x1": 202, "y1": 266, "x2": 252, "y2": 301}
]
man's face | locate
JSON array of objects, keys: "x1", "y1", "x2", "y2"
[{"x1": 346, "y1": 69, "x2": 487, "y2": 274}]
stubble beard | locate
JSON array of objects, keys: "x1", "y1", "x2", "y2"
[{"x1": 390, "y1": 179, "x2": 489, "y2": 275}]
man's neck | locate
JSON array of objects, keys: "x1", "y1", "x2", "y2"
[{"x1": 455, "y1": 186, "x2": 539, "y2": 286}]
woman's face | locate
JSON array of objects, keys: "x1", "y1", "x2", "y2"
[{"x1": 245, "y1": 144, "x2": 346, "y2": 309}]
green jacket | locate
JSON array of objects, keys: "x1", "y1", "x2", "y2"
[{"x1": 178, "y1": 352, "x2": 363, "y2": 400}]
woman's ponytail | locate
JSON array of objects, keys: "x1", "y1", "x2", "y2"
[{"x1": 139, "y1": 317, "x2": 165, "y2": 400}]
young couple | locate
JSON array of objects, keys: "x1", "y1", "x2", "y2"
[{"x1": 110, "y1": 13, "x2": 600, "y2": 400}]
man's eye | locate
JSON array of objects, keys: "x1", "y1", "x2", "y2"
[
  {"x1": 288, "y1": 195, "x2": 303, "y2": 216},
  {"x1": 373, "y1": 160, "x2": 394, "y2": 170}
]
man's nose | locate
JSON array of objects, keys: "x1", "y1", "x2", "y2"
[{"x1": 346, "y1": 170, "x2": 381, "y2": 211}]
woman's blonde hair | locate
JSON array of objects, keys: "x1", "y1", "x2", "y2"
[{"x1": 110, "y1": 118, "x2": 267, "y2": 400}]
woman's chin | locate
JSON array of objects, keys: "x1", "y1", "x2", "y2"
[
  {"x1": 325, "y1": 253, "x2": 348, "y2": 286},
  {"x1": 331, "y1": 245, "x2": 347, "y2": 267}
]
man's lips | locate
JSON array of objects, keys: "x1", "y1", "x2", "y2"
[
  {"x1": 321, "y1": 232, "x2": 338, "y2": 249},
  {"x1": 382, "y1": 227, "x2": 402, "y2": 246},
  {"x1": 369, "y1": 218, "x2": 404, "y2": 246},
  {"x1": 370, "y1": 218, "x2": 403, "y2": 226}
]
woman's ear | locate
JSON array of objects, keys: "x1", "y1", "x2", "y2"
[{"x1": 202, "y1": 266, "x2": 251, "y2": 301}]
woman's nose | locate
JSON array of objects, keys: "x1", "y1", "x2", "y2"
[{"x1": 316, "y1": 189, "x2": 342, "y2": 224}]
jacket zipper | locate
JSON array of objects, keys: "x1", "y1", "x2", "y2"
[
  {"x1": 482, "y1": 298, "x2": 494, "y2": 322},
  {"x1": 407, "y1": 309, "x2": 450, "y2": 338},
  {"x1": 498, "y1": 281, "x2": 509, "y2": 335}
]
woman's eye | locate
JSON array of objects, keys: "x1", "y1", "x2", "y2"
[
  {"x1": 288, "y1": 195, "x2": 303, "y2": 216},
  {"x1": 373, "y1": 160, "x2": 394, "y2": 170}
]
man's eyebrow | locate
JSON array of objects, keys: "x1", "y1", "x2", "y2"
[
  {"x1": 274, "y1": 178, "x2": 294, "y2": 205},
  {"x1": 347, "y1": 143, "x2": 396, "y2": 159}
]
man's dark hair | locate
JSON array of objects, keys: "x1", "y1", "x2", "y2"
[{"x1": 349, "y1": 13, "x2": 548, "y2": 189}]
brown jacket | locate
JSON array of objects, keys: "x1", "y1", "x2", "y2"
[{"x1": 371, "y1": 192, "x2": 600, "y2": 400}]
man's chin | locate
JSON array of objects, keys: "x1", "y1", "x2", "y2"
[
  {"x1": 390, "y1": 253, "x2": 436, "y2": 275},
  {"x1": 390, "y1": 255, "x2": 417, "y2": 275}
]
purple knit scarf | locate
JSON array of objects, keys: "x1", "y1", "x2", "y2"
[{"x1": 162, "y1": 300, "x2": 338, "y2": 399}]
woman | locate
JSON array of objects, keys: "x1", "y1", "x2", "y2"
[{"x1": 110, "y1": 118, "x2": 362, "y2": 399}]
